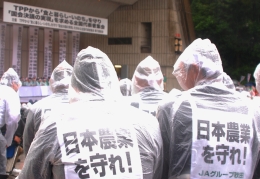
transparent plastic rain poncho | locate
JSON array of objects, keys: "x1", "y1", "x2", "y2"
[
  {"x1": 18, "y1": 46, "x2": 163, "y2": 179},
  {"x1": 130, "y1": 56, "x2": 168, "y2": 116},
  {"x1": 254, "y1": 63, "x2": 260, "y2": 93},
  {"x1": 222, "y1": 72, "x2": 235, "y2": 90},
  {"x1": 0, "y1": 68, "x2": 22, "y2": 88},
  {"x1": 0, "y1": 68, "x2": 21, "y2": 147},
  {"x1": 169, "y1": 88, "x2": 182, "y2": 97},
  {"x1": 172, "y1": 38, "x2": 224, "y2": 90},
  {"x1": 132, "y1": 56, "x2": 164, "y2": 95},
  {"x1": 69, "y1": 46, "x2": 122, "y2": 102},
  {"x1": 157, "y1": 38, "x2": 260, "y2": 179},
  {"x1": 49, "y1": 60, "x2": 73, "y2": 93},
  {"x1": 23, "y1": 60, "x2": 73, "y2": 156},
  {"x1": 0, "y1": 85, "x2": 21, "y2": 146},
  {"x1": 119, "y1": 78, "x2": 132, "y2": 96},
  {"x1": 0, "y1": 85, "x2": 20, "y2": 175}
]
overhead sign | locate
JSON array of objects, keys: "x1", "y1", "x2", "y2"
[{"x1": 3, "y1": 1, "x2": 108, "y2": 35}]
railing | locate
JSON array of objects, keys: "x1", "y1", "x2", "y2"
[{"x1": 18, "y1": 86, "x2": 52, "y2": 103}]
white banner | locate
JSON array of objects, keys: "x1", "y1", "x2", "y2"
[
  {"x1": 59, "y1": 30, "x2": 67, "y2": 64},
  {"x1": 191, "y1": 108, "x2": 253, "y2": 179},
  {"x1": 44, "y1": 28, "x2": 53, "y2": 78},
  {"x1": 12, "y1": 24, "x2": 23, "y2": 76},
  {"x1": 0, "y1": 23, "x2": 6, "y2": 76},
  {"x1": 71, "y1": 32, "x2": 80, "y2": 66},
  {"x1": 3, "y1": 1, "x2": 108, "y2": 35},
  {"x1": 56, "y1": 109, "x2": 143, "y2": 179},
  {"x1": 28, "y1": 26, "x2": 38, "y2": 78}
]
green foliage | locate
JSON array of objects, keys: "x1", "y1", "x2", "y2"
[{"x1": 191, "y1": 0, "x2": 260, "y2": 81}]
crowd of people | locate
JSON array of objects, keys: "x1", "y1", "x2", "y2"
[
  {"x1": 20, "y1": 77, "x2": 49, "y2": 87},
  {"x1": 0, "y1": 38, "x2": 260, "y2": 179}
]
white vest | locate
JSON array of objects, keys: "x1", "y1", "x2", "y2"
[{"x1": 175, "y1": 92, "x2": 254, "y2": 179}]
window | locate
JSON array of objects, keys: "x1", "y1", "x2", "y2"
[
  {"x1": 108, "y1": 38, "x2": 132, "y2": 45},
  {"x1": 140, "y1": 22, "x2": 151, "y2": 53}
]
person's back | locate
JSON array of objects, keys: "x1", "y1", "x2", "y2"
[
  {"x1": 23, "y1": 60, "x2": 72, "y2": 156},
  {"x1": 0, "y1": 85, "x2": 21, "y2": 144},
  {"x1": 251, "y1": 63, "x2": 260, "y2": 179},
  {"x1": 157, "y1": 38, "x2": 260, "y2": 179},
  {"x1": 23, "y1": 93, "x2": 69, "y2": 155},
  {"x1": 131, "y1": 87, "x2": 167, "y2": 116},
  {"x1": 119, "y1": 78, "x2": 132, "y2": 96},
  {"x1": 130, "y1": 56, "x2": 168, "y2": 116},
  {"x1": 0, "y1": 85, "x2": 21, "y2": 163},
  {"x1": 17, "y1": 46, "x2": 163, "y2": 179},
  {"x1": 18, "y1": 99, "x2": 163, "y2": 179},
  {"x1": 0, "y1": 68, "x2": 21, "y2": 179},
  {"x1": 158, "y1": 83, "x2": 259, "y2": 179}
]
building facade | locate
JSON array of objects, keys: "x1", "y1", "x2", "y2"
[{"x1": 0, "y1": 0, "x2": 195, "y2": 91}]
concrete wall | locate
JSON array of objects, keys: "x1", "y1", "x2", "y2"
[{"x1": 81, "y1": 0, "x2": 186, "y2": 91}]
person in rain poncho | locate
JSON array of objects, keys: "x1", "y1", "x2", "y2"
[
  {"x1": 168, "y1": 88, "x2": 182, "y2": 97},
  {"x1": 157, "y1": 38, "x2": 260, "y2": 179},
  {"x1": 22, "y1": 60, "x2": 73, "y2": 156},
  {"x1": 254, "y1": 63, "x2": 260, "y2": 97},
  {"x1": 17, "y1": 46, "x2": 163, "y2": 179},
  {"x1": 130, "y1": 56, "x2": 168, "y2": 117},
  {"x1": 222, "y1": 72, "x2": 235, "y2": 90},
  {"x1": 0, "y1": 68, "x2": 22, "y2": 92},
  {"x1": 119, "y1": 78, "x2": 132, "y2": 96},
  {"x1": 0, "y1": 68, "x2": 21, "y2": 179},
  {"x1": 251, "y1": 63, "x2": 260, "y2": 179},
  {"x1": 13, "y1": 103, "x2": 29, "y2": 147}
]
